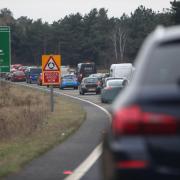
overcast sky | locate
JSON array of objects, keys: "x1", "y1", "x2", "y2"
[{"x1": 1, "y1": 0, "x2": 171, "y2": 23}]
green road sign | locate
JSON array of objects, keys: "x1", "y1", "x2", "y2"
[{"x1": 0, "y1": 26, "x2": 11, "y2": 72}]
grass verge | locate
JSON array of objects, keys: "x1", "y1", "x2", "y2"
[{"x1": 0, "y1": 82, "x2": 86, "y2": 178}]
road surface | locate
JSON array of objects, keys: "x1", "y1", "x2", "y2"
[{"x1": 5, "y1": 83, "x2": 112, "y2": 180}]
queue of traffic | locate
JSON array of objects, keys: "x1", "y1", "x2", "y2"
[{"x1": 3, "y1": 62, "x2": 133, "y2": 104}]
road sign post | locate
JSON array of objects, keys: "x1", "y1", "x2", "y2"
[
  {"x1": 42, "y1": 55, "x2": 61, "y2": 112},
  {"x1": 0, "y1": 26, "x2": 11, "y2": 73},
  {"x1": 50, "y1": 85, "x2": 54, "y2": 112}
]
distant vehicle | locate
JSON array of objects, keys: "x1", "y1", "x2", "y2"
[
  {"x1": 110, "y1": 63, "x2": 134, "y2": 81},
  {"x1": 60, "y1": 74, "x2": 79, "y2": 89},
  {"x1": 18, "y1": 66, "x2": 28, "y2": 72},
  {"x1": 11, "y1": 71, "x2": 26, "y2": 82},
  {"x1": 79, "y1": 77, "x2": 101, "y2": 95},
  {"x1": 102, "y1": 26, "x2": 180, "y2": 180},
  {"x1": 25, "y1": 67, "x2": 42, "y2": 83},
  {"x1": 89, "y1": 73, "x2": 105, "y2": 87},
  {"x1": 101, "y1": 78, "x2": 128, "y2": 103},
  {"x1": 61, "y1": 66, "x2": 70, "y2": 76},
  {"x1": 37, "y1": 73, "x2": 42, "y2": 86},
  {"x1": 5, "y1": 72, "x2": 13, "y2": 80},
  {"x1": 11, "y1": 64, "x2": 23, "y2": 70},
  {"x1": 77, "y1": 62, "x2": 97, "y2": 82}
]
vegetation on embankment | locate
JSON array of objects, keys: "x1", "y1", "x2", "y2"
[{"x1": 0, "y1": 81, "x2": 86, "y2": 178}]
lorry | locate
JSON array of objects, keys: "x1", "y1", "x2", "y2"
[
  {"x1": 110, "y1": 63, "x2": 135, "y2": 81},
  {"x1": 76, "y1": 62, "x2": 97, "y2": 82}
]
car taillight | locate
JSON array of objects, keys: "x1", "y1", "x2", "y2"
[
  {"x1": 116, "y1": 160, "x2": 148, "y2": 169},
  {"x1": 104, "y1": 86, "x2": 112, "y2": 90},
  {"x1": 96, "y1": 81, "x2": 101, "y2": 86},
  {"x1": 112, "y1": 106, "x2": 178, "y2": 135}
]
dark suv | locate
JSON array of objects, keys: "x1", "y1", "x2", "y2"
[
  {"x1": 102, "y1": 25, "x2": 180, "y2": 180},
  {"x1": 79, "y1": 77, "x2": 101, "y2": 95}
]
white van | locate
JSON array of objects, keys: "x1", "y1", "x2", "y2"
[{"x1": 110, "y1": 63, "x2": 135, "y2": 81}]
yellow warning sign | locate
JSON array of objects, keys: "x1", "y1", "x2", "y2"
[{"x1": 42, "y1": 55, "x2": 61, "y2": 85}]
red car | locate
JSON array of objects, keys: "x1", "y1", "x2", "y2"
[
  {"x1": 11, "y1": 71, "x2": 26, "y2": 82},
  {"x1": 18, "y1": 66, "x2": 28, "y2": 72},
  {"x1": 37, "y1": 73, "x2": 42, "y2": 86}
]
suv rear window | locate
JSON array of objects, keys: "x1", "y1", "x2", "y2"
[
  {"x1": 84, "y1": 78, "x2": 98, "y2": 83},
  {"x1": 141, "y1": 42, "x2": 180, "y2": 86}
]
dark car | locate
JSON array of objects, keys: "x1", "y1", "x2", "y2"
[
  {"x1": 11, "y1": 71, "x2": 26, "y2": 82},
  {"x1": 25, "y1": 67, "x2": 42, "y2": 84},
  {"x1": 101, "y1": 78, "x2": 128, "y2": 103},
  {"x1": 60, "y1": 74, "x2": 79, "y2": 89},
  {"x1": 79, "y1": 77, "x2": 101, "y2": 95},
  {"x1": 102, "y1": 26, "x2": 180, "y2": 180}
]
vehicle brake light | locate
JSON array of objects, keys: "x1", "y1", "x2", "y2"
[
  {"x1": 96, "y1": 81, "x2": 101, "y2": 86},
  {"x1": 116, "y1": 160, "x2": 148, "y2": 169},
  {"x1": 112, "y1": 106, "x2": 178, "y2": 135}
]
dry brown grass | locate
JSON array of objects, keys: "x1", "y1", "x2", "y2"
[{"x1": 0, "y1": 81, "x2": 48, "y2": 139}]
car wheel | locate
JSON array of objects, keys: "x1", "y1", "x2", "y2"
[
  {"x1": 81, "y1": 91, "x2": 84, "y2": 95},
  {"x1": 101, "y1": 98, "x2": 105, "y2": 103}
]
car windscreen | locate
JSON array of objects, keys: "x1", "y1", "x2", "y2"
[
  {"x1": 107, "y1": 80, "x2": 124, "y2": 87},
  {"x1": 84, "y1": 78, "x2": 98, "y2": 83},
  {"x1": 30, "y1": 68, "x2": 42, "y2": 74},
  {"x1": 63, "y1": 75, "x2": 75, "y2": 79},
  {"x1": 14, "y1": 71, "x2": 25, "y2": 76},
  {"x1": 141, "y1": 42, "x2": 180, "y2": 86}
]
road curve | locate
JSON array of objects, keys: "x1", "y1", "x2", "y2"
[{"x1": 5, "y1": 84, "x2": 111, "y2": 180}]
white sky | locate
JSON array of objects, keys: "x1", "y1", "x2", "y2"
[{"x1": 1, "y1": 0, "x2": 171, "y2": 23}]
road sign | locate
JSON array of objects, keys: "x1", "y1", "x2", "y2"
[
  {"x1": 0, "y1": 26, "x2": 11, "y2": 72},
  {"x1": 43, "y1": 56, "x2": 60, "y2": 71},
  {"x1": 42, "y1": 55, "x2": 61, "y2": 85}
]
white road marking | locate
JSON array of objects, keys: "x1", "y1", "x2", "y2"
[
  {"x1": 10, "y1": 82, "x2": 112, "y2": 180},
  {"x1": 64, "y1": 143, "x2": 102, "y2": 180}
]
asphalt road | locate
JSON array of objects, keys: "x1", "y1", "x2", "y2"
[{"x1": 5, "y1": 83, "x2": 112, "y2": 180}]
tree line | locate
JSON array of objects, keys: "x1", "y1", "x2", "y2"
[{"x1": 0, "y1": 0, "x2": 180, "y2": 68}]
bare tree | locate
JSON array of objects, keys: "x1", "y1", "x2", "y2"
[
  {"x1": 118, "y1": 27, "x2": 127, "y2": 63},
  {"x1": 111, "y1": 30, "x2": 118, "y2": 63}
]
